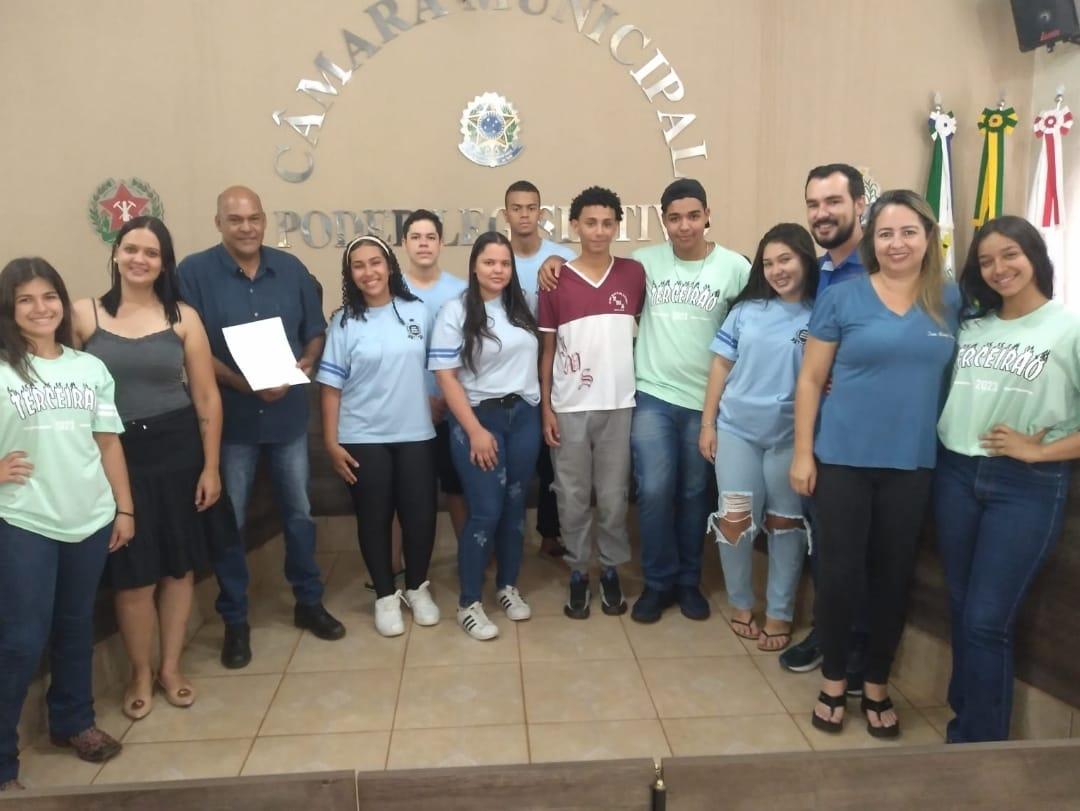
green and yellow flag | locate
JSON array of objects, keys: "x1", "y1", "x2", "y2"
[{"x1": 972, "y1": 106, "x2": 1018, "y2": 227}]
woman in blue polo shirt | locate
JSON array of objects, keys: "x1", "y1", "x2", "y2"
[
  {"x1": 317, "y1": 236, "x2": 439, "y2": 638},
  {"x1": 428, "y1": 231, "x2": 542, "y2": 641},
  {"x1": 790, "y1": 190, "x2": 959, "y2": 739}
]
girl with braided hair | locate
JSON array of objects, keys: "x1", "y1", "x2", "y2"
[{"x1": 316, "y1": 235, "x2": 440, "y2": 637}]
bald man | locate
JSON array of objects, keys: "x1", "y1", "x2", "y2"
[{"x1": 177, "y1": 186, "x2": 344, "y2": 669}]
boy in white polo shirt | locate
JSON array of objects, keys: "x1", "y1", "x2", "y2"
[{"x1": 538, "y1": 186, "x2": 645, "y2": 618}]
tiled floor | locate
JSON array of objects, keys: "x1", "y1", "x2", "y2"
[{"x1": 19, "y1": 511, "x2": 955, "y2": 788}]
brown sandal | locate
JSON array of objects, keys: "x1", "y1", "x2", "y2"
[
  {"x1": 729, "y1": 616, "x2": 760, "y2": 639},
  {"x1": 156, "y1": 677, "x2": 196, "y2": 708},
  {"x1": 756, "y1": 630, "x2": 792, "y2": 652}
]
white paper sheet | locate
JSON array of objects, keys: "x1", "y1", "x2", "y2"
[{"x1": 222, "y1": 317, "x2": 310, "y2": 392}]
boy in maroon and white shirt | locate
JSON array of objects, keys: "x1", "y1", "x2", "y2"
[{"x1": 538, "y1": 186, "x2": 645, "y2": 619}]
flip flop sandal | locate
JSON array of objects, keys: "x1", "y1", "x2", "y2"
[
  {"x1": 757, "y1": 631, "x2": 792, "y2": 652},
  {"x1": 861, "y1": 695, "x2": 900, "y2": 738},
  {"x1": 729, "y1": 617, "x2": 759, "y2": 640},
  {"x1": 811, "y1": 691, "x2": 847, "y2": 733}
]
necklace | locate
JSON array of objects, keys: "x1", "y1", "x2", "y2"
[{"x1": 671, "y1": 242, "x2": 713, "y2": 281}]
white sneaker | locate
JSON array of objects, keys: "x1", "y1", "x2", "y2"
[
  {"x1": 374, "y1": 590, "x2": 405, "y2": 637},
  {"x1": 403, "y1": 581, "x2": 440, "y2": 626},
  {"x1": 495, "y1": 586, "x2": 531, "y2": 621},
  {"x1": 457, "y1": 601, "x2": 499, "y2": 640}
]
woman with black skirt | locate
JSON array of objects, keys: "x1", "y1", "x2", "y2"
[{"x1": 73, "y1": 216, "x2": 237, "y2": 720}]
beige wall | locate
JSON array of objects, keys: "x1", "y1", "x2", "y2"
[{"x1": 0, "y1": 0, "x2": 1039, "y2": 305}]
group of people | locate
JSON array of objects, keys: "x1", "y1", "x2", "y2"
[{"x1": 0, "y1": 164, "x2": 1077, "y2": 792}]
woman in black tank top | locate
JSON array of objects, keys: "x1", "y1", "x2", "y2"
[{"x1": 73, "y1": 216, "x2": 237, "y2": 722}]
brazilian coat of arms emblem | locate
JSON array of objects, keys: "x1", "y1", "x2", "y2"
[
  {"x1": 88, "y1": 178, "x2": 165, "y2": 244},
  {"x1": 458, "y1": 92, "x2": 524, "y2": 168}
]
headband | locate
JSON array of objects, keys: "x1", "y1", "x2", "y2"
[{"x1": 344, "y1": 234, "x2": 391, "y2": 256}]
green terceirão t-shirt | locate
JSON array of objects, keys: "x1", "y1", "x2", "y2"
[
  {"x1": 633, "y1": 242, "x2": 750, "y2": 411},
  {"x1": 0, "y1": 348, "x2": 124, "y2": 542},
  {"x1": 938, "y1": 300, "x2": 1080, "y2": 457}
]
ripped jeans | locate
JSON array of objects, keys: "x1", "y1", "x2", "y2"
[
  {"x1": 708, "y1": 430, "x2": 808, "y2": 622},
  {"x1": 449, "y1": 399, "x2": 541, "y2": 607}
]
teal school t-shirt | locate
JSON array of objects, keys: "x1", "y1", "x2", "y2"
[
  {"x1": 316, "y1": 298, "x2": 436, "y2": 444},
  {"x1": 938, "y1": 300, "x2": 1080, "y2": 456},
  {"x1": 633, "y1": 242, "x2": 750, "y2": 411},
  {"x1": 0, "y1": 348, "x2": 123, "y2": 542}
]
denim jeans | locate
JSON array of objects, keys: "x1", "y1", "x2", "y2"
[
  {"x1": 215, "y1": 432, "x2": 323, "y2": 624},
  {"x1": 449, "y1": 399, "x2": 541, "y2": 606},
  {"x1": 630, "y1": 391, "x2": 712, "y2": 591},
  {"x1": 934, "y1": 448, "x2": 1069, "y2": 743},
  {"x1": 709, "y1": 431, "x2": 807, "y2": 622},
  {"x1": 0, "y1": 520, "x2": 112, "y2": 783}
]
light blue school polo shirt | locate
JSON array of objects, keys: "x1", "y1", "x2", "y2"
[{"x1": 316, "y1": 298, "x2": 435, "y2": 444}]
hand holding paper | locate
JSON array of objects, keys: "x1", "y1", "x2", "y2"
[{"x1": 222, "y1": 317, "x2": 311, "y2": 392}]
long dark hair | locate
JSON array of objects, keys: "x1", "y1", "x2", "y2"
[
  {"x1": 731, "y1": 223, "x2": 819, "y2": 308},
  {"x1": 0, "y1": 257, "x2": 74, "y2": 382},
  {"x1": 338, "y1": 235, "x2": 418, "y2": 326},
  {"x1": 101, "y1": 216, "x2": 182, "y2": 324},
  {"x1": 461, "y1": 231, "x2": 537, "y2": 374},
  {"x1": 960, "y1": 215, "x2": 1054, "y2": 319}
]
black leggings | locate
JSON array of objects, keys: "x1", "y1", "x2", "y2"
[
  {"x1": 344, "y1": 441, "x2": 437, "y2": 598},
  {"x1": 813, "y1": 462, "x2": 933, "y2": 683}
]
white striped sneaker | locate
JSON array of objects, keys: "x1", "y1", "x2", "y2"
[
  {"x1": 457, "y1": 601, "x2": 499, "y2": 640},
  {"x1": 495, "y1": 586, "x2": 531, "y2": 621}
]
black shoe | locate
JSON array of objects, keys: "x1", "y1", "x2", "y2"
[
  {"x1": 599, "y1": 568, "x2": 627, "y2": 616},
  {"x1": 294, "y1": 602, "x2": 346, "y2": 640},
  {"x1": 676, "y1": 584, "x2": 711, "y2": 620},
  {"x1": 631, "y1": 586, "x2": 676, "y2": 623},
  {"x1": 221, "y1": 622, "x2": 251, "y2": 669},
  {"x1": 845, "y1": 635, "x2": 867, "y2": 696},
  {"x1": 564, "y1": 572, "x2": 590, "y2": 619},
  {"x1": 845, "y1": 669, "x2": 865, "y2": 697},
  {"x1": 779, "y1": 628, "x2": 822, "y2": 673}
]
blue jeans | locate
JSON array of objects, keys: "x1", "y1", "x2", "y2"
[
  {"x1": 0, "y1": 520, "x2": 112, "y2": 783},
  {"x1": 215, "y1": 432, "x2": 323, "y2": 625},
  {"x1": 709, "y1": 432, "x2": 807, "y2": 622},
  {"x1": 630, "y1": 391, "x2": 711, "y2": 591},
  {"x1": 449, "y1": 400, "x2": 541, "y2": 606},
  {"x1": 933, "y1": 448, "x2": 1069, "y2": 743}
]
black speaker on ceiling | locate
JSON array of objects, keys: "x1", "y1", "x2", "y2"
[{"x1": 1010, "y1": 0, "x2": 1080, "y2": 51}]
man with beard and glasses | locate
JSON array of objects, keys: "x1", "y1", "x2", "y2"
[{"x1": 779, "y1": 164, "x2": 871, "y2": 696}]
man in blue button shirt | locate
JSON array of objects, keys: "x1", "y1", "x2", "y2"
[
  {"x1": 780, "y1": 164, "x2": 870, "y2": 689},
  {"x1": 178, "y1": 186, "x2": 344, "y2": 668}
]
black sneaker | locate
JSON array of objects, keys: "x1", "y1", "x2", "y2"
[
  {"x1": 630, "y1": 586, "x2": 676, "y2": 624},
  {"x1": 676, "y1": 584, "x2": 711, "y2": 620},
  {"x1": 599, "y1": 568, "x2": 627, "y2": 615},
  {"x1": 294, "y1": 602, "x2": 346, "y2": 640},
  {"x1": 845, "y1": 634, "x2": 868, "y2": 696},
  {"x1": 564, "y1": 571, "x2": 590, "y2": 619},
  {"x1": 221, "y1": 622, "x2": 251, "y2": 669},
  {"x1": 779, "y1": 627, "x2": 823, "y2": 673}
]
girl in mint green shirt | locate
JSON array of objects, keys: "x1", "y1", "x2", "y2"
[
  {"x1": 935, "y1": 216, "x2": 1080, "y2": 745},
  {"x1": 0, "y1": 258, "x2": 134, "y2": 790}
]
